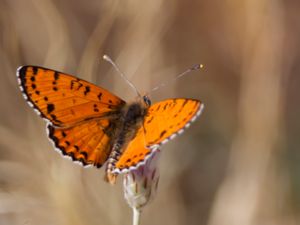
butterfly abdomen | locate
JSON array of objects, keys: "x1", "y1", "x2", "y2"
[{"x1": 105, "y1": 102, "x2": 147, "y2": 183}]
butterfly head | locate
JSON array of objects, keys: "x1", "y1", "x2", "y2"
[{"x1": 142, "y1": 95, "x2": 152, "y2": 107}]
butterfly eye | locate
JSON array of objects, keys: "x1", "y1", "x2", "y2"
[{"x1": 143, "y1": 96, "x2": 151, "y2": 106}]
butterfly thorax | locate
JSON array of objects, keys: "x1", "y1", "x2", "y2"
[{"x1": 106, "y1": 100, "x2": 148, "y2": 184}]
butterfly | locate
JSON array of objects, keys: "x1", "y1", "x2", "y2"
[{"x1": 17, "y1": 65, "x2": 204, "y2": 184}]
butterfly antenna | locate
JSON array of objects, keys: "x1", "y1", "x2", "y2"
[
  {"x1": 149, "y1": 64, "x2": 204, "y2": 94},
  {"x1": 103, "y1": 55, "x2": 141, "y2": 97}
]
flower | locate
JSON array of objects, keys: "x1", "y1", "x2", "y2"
[{"x1": 123, "y1": 148, "x2": 161, "y2": 225}]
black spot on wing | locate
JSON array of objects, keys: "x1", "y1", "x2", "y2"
[
  {"x1": 182, "y1": 99, "x2": 188, "y2": 107},
  {"x1": 32, "y1": 67, "x2": 38, "y2": 75},
  {"x1": 147, "y1": 116, "x2": 154, "y2": 124},
  {"x1": 84, "y1": 86, "x2": 90, "y2": 95},
  {"x1": 62, "y1": 131, "x2": 67, "y2": 137},
  {"x1": 97, "y1": 92, "x2": 102, "y2": 100},
  {"x1": 160, "y1": 130, "x2": 167, "y2": 138},
  {"x1": 126, "y1": 158, "x2": 132, "y2": 163},
  {"x1": 163, "y1": 103, "x2": 168, "y2": 110},
  {"x1": 80, "y1": 158, "x2": 89, "y2": 166},
  {"x1": 80, "y1": 151, "x2": 88, "y2": 160},
  {"x1": 54, "y1": 71, "x2": 59, "y2": 80},
  {"x1": 93, "y1": 103, "x2": 99, "y2": 112},
  {"x1": 70, "y1": 80, "x2": 75, "y2": 90},
  {"x1": 47, "y1": 103, "x2": 55, "y2": 113},
  {"x1": 69, "y1": 152, "x2": 75, "y2": 160},
  {"x1": 156, "y1": 104, "x2": 161, "y2": 111},
  {"x1": 176, "y1": 99, "x2": 189, "y2": 115},
  {"x1": 48, "y1": 125, "x2": 57, "y2": 143}
]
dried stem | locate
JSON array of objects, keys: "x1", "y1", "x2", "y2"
[{"x1": 133, "y1": 208, "x2": 141, "y2": 225}]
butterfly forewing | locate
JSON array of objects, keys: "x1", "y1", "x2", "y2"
[
  {"x1": 17, "y1": 66, "x2": 125, "y2": 127},
  {"x1": 143, "y1": 99, "x2": 203, "y2": 146}
]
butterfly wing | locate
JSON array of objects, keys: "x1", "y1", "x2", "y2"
[
  {"x1": 144, "y1": 99, "x2": 204, "y2": 146},
  {"x1": 47, "y1": 119, "x2": 115, "y2": 168},
  {"x1": 114, "y1": 128, "x2": 152, "y2": 173},
  {"x1": 17, "y1": 66, "x2": 125, "y2": 127},
  {"x1": 114, "y1": 98, "x2": 204, "y2": 173}
]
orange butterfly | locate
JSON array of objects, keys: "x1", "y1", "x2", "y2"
[{"x1": 17, "y1": 63, "x2": 204, "y2": 184}]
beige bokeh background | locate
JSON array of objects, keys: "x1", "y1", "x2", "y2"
[{"x1": 1, "y1": 0, "x2": 300, "y2": 224}]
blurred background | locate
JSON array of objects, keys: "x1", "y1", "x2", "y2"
[{"x1": 0, "y1": 0, "x2": 300, "y2": 224}]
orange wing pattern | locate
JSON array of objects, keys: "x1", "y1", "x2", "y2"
[
  {"x1": 17, "y1": 66, "x2": 204, "y2": 175},
  {"x1": 114, "y1": 128, "x2": 152, "y2": 172},
  {"x1": 47, "y1": 119, "x2": 114, "y2": 168},
  {"x1": 143, "y1": 99, "x2": 203, "y2": 146},
  {"x1": 114, "y1": 98, "x2": 204, "y2": 173},
  {"x1": 17, "y1": 66, "x2": 125, "y2": 127}
]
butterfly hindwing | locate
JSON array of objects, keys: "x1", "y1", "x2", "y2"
[
  {"x1": 144, "y1": 98, "x2": 204, "y2": 146},
  {"x1": 47, "y1": 119, "x2": 114, "y2": 168},
  {"x1": 114, "y1": 128, "x2": 152, "y2": 172},
  {"x1": 17, "y1": 66, "x2": 125, "y2": 127}
]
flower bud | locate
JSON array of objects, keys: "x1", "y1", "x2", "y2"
[{"x1": 123, "y1": 148, "x2": 161, "y2": 211}]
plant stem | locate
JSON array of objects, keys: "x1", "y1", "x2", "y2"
[{"x1": 133, "y1": 207, "x2": 141, "y2": 225}]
